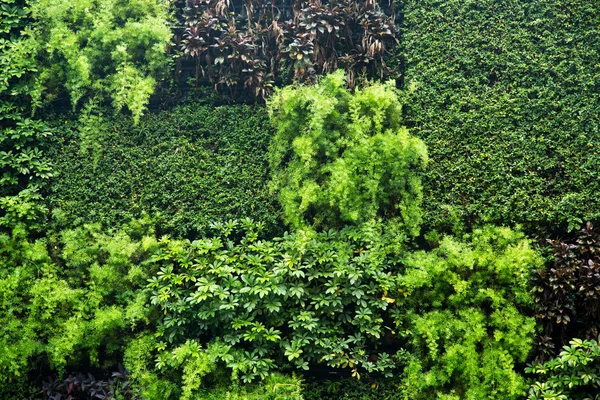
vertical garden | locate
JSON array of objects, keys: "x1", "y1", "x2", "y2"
[{"x1": 1, "y1": 0, "x2": 600, "y2": 399}]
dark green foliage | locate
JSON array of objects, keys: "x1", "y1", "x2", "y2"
[
  {"x1": 0, "y1": 0, "x2": 53, "y2": 231},
  {"x1": 303, "y1": 376, "x2": 404, "y2": 400},
  {"x1": 148, "y1": 219, "x2": 405, "y2": 382},
  {"x1": 402, "y1": 0, "x2": 600, "y2": 236},
  {"x1": 533, "y1": 222, "x2": 600, "y2": 357},
  {"x1": 526, "y1": 337, "x2": 600, "y2": 400},
  {"x1": 268, "y1": 71, "x2": 427, "y2": 232},
  {"x1": 42, "y1": 103, "x2": 280, "y2": 238},
  {"x1": 393, "y1": 226, "x2": 541, "y2": 399}
]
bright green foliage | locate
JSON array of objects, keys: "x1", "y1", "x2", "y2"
[
  {"x1": 148, "y1": 218, "x2": 407, "y2": 382},
  {"x1": 0, "y1": 219, "x2": 159, "y2": 396},
  {"x1": 526, "y1": 337, "x2": 600, "y2": 400},
  {"x1": 393, "y1": 226, "x2": 541, "y2": 399},
  {"x1": 42, "y1": 103, "x2": 280, "y2": 238},
  {"x1": 402, "y1": 0, "x2": 600, "y2": 236},
  {"x1": 0, "y1": 0, "x2": 53, "y2": 231},
  {"x1": 28, "y1": 0, "x2": 172, "y2": 122},
  {"x1": 268, "y1": 71, "x2": 428, "y2": 232},
  {"x1": 124, "y1": 335, "x2": 304, "y2": 400}
]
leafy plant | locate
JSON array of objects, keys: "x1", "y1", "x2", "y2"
[
  {"x1": 0, "y1": 0, "x2": 52, "y2": 232},
  {"x1": 533, "y1": 222, "x2": 600, "y2": 357},
  {"x1": 268, "y1": 71, "x2": 427, "y2": 232},
  {"x1": 0, "y1": 219, "x2": 160, "y2": 396},
  {"x1": 42, "y1": 102, "x2": 280, "y2": 238},
  {"x1": 148, "y1": 218, "x2": 407, "y2": 383},
  {"x1": 180, "y1": 0, "x2": 398, "y2": 101},
  {"x1": 393, "y1": 226, "x2": 541, "y2": 399},
  {"x1": 27, "y1": 0, "x2": 172, "y2": 122},
  {"x1": 526, "y1": 337, "x2": 600, "y2": 400},
  {"x1": 402, "y1": 0, "x2": 600, "y2": 237},
  {"x1": 41, "y1": 365, "x2": 136, "y2": 400}
]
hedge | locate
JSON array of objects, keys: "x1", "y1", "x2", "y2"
[
  {"x1": 402, "y1": 0, "x2": 600, "y2": 237},
  {"x1": 42, "y1": 103, "x2": 281, "y2": 238}
]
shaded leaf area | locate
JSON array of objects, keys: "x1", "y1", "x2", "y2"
[
  {"x1": 533, "y1": 222, "x2": 600, "y2": 359},
  {"x1": 402, "y1": 0, "x2": 600, "y2": 238},
  {"x1": 178, "y1": 0, "x2": 398, "y2": 101},
  {"x1": 42, "y1": 103, "x2": 281, "y2": 239}
]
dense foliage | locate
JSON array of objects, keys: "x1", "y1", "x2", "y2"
[
  {"x1": 42, "y1": 103, "x2": 280, "y2": 238},
  {"x1": 179, "y1": 0, "x2": 397, "y2": 100},
  {"x1": 395, "y1": 226, "x2": 540, "y2": 399},
  {"x1": 28, "y1": 0, "x2": 172, "y2": 122},
  {"x1": 2, "y1": 0, "x2": 600, "y2": 396},
  {"x1": 526, "y1": 337, "x2": 600, "y2": 400},
  {"x1": 402, "y1": 0, "x2": 600, "y2": 236},
  {"x1": 268, "y1": 71, "x2": 427, "y2": 232},
  {"x1": 533, "y1": 222, "x2": 600, "y2": 357},
  {"x1": 0, "y1": 0, "x2": 52, "y2": 231},
  {"x1": 149, "y1": 219, "x2": 405, "y2": 383},
  {"x1": 0, "y1": 220, "x2": 159, "y2": 398}
]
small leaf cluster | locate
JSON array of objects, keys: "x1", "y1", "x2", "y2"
[
  {"x1": 42, "y1": 102, "x2": 280, "y2": 238},
  {"x1": 526, "y1": 337, "x2": 600, "y2": 400},
  {"x1": 268, "y1": 71, "x2": 427, "y2": 232},
  {"x1": 0, "y1": 0, "x2": 52, "y2": 231},
  {"x1": 40, "y1": 364, "x2": 136, "y2": 400},
  {"x1": 401, "y1": 0, "x2": 600, "y2": 238},
  {"x1": 148, "y1": 218, "x2": 405, "y2": 382}
]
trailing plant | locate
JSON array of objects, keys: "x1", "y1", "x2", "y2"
[
  {"x1": 392, "y1": 226, "x2": 541, "y2": 399},
  {"x1": 148, "y1": 218, "x2": 407, "y2": 383},
  {"x1": 27, "y1": 0, "x2": 172, "y2": 122},
  {"x1": 180, "y1": 0, "x2": 397, "y2": 101},
  {"x1": 533, "y1": 222, "x2": 600, "y2": 358},
  {"x1": 526, "y1": 337, "x2": 600, "y2": 400},
  {"x1": 268, "y1": 71, "x2": 427, "y2": 232}
]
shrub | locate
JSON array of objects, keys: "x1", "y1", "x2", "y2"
[
  {"x1": 148, "y1": 218, "x2": 407, "y2": 382},
  {"x1": 268, "y1": 71, "x2": 428, "y2": 232},
  {"x1": 179, "y1": 0, "x2": 398, "y2": 101},
  {"x1": 526, "y1": 337, "x2": 600, "y2": 400},
  {"x1": 42, "y1": 103, "x2": 280, "y2": 238},
  {"x1": 27, "y1": 0, "x2": 172, "y2": 121},
  {"x1": 0, "y1": 219, "x2": 159, "y2": 397},
  {"x1": 392, "y1": 226, "x2": 541, "y2": 399}
]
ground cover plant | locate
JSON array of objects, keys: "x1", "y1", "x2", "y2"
[
  {"x1": 402, "y1": 0, "x2": 600, "y2": 237},
  {"x1": 42, "y1": 103, "x2": 280, "y2": 239}
]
